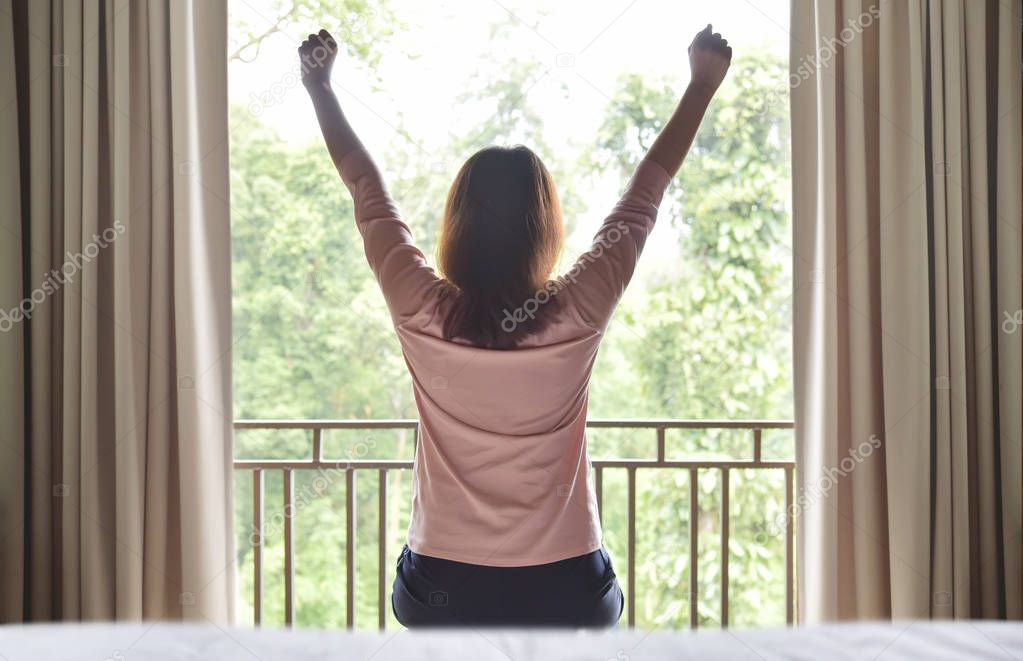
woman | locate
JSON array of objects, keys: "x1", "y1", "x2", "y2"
[{"x1": 298, "y1": 25, "x2": 731, "y2": 628}]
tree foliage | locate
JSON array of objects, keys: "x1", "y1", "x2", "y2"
[{"x1": 230, "y1": 0, "x2": 398, "y2": 67}]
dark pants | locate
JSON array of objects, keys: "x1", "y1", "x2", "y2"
[{"x1": 391, "y1": 544, "x2": 624, "y2": 628}]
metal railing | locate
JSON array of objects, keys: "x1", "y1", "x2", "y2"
[{"x1": 233, "y1": 419, "x2": 796, "y2": 629}]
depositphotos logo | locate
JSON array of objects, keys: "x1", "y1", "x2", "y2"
[{"x1": 1, "y1": 219, "x2": 126, "y2": 332}]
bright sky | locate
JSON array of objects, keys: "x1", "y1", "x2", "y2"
[
  {"x1": 228, "y1": 0, "x2": 790, "y2": 273},
  {"x1": 229, "y1": 0, "x2": 789, "y2": 151}
]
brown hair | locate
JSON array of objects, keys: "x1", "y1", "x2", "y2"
[{"x1": 437, "y1": 145, "x2": 564, "y2": 349}]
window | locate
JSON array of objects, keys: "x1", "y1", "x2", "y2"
[{"x1": 229, "y1": 0, "x2": 792, "y2": 629}]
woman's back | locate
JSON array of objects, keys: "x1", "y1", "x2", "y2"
[
  {"x1": 401, "y1": 295, "x2": 605, "y2": 565},
  {"x1": 338, "y1": 145, "x2": 671, "y2": 564}
]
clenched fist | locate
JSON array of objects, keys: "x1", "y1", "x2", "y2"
[
  {"x1": 688, "y1": 25, "x2": 732, "y2": 91},
  {"x1": 299, "y1": 29, "x2": 338, "y2": 89}
]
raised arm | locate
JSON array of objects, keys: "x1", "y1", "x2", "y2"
[
  {"x1": 562, "y1": 25, "x2": 731, "y2": 330},
  {"x1": 299, "y1": 30, "x2": 438, "y2": 324},
  {"x1": 299, "y1": 30, "x2": 363, "y2": 166},
  {"x1": 646, "y1": 25, "x2": 731, "y2": 176}
]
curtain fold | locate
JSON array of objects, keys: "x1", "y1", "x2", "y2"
[
  {"x1": 792, "y1": 0, "x2": 1022, "y2": 622},
  {"x1": 0, "y1": 0, "x2": 235, "y2": 623}
]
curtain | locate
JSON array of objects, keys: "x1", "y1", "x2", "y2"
[
  {"x1": 792, "y1": 0, "x2": 1022, "y2": 621},
  {"x1": 0, "y1": 0, "x2": 235, "y2": 622}
]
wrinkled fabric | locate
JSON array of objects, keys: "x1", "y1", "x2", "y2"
[
  {"x1": 791, "y1": 0, "x2": 1022, "y2": 622},
  {"x1": 1, "y1": 0, "x2": 235, "y2": 622}
]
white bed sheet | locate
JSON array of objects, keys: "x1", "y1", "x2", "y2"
[{"x1": 1, "y1": 620, "x2": 1021, "y2": 660}]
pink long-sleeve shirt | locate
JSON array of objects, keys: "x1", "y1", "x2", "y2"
[{"x1": 339, "y1": 147, "x2": 671, "y2": 566}]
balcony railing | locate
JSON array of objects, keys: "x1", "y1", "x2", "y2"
[{"x1": 233, "y1": 419, "x2": 796, "y2": 629}]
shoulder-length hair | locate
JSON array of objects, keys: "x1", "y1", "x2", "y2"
[{"x1": 437, "y1": 145, "x2": 564, "y2": 349}]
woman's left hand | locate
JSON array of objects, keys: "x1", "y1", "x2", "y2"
[{"x1": 688, "y1": 24, "x2": 731, "y2": 92}]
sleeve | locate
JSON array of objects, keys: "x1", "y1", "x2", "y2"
[
  {"x1": 337, "y1": 147, "x2": 440, "y2": 325},
  {"x1": 559, "y1": 158, "x2": 672, "y2": 331}
]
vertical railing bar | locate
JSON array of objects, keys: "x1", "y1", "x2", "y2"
[
  {"x1": 346, "y1": 468, "x2": 356, "y2": 629},
  {"x1": 378, "y1": 469, "x2": 387, "y2": 631},
  {"x1": 283, "y1": 469, "x2": 295, "y2": 627},
  {"x1": 595, "y1": 466, "x2": 603, "y2": 525},
  {"x1": 785, "y1": 465, "x2": 794, "y2": 625},
  {"x1": 753, "y1": 428, "x2": 762, "y2": 463},
  {"x1": 689, "y1": 467, "x2": 698, "y2": 629},
  {"x1": 627, "y1": 467, "x2": 637, "y2": 628},
  {"x1": 656, "y1": 427, "x2": 666, "y2": 462},
  {"x1": 252, "y1": 469, "x2": 264, "y2": 627},
  {"x1": 720, "y1": 467, "x2": 729, "y2": 628},
  {"x1": 312, "y1": 427, "x2": 323, "y2": 463}
]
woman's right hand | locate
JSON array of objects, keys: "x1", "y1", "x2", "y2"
[
  {"x1": 688, "y1": 25, "x2": 732, "y2": 92},
  {"x1": 299, "y1": 29, "x2": 338, "y2": 90}
]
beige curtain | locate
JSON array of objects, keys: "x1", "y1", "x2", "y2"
[
  {"x1": 0, "y1": 0, "x2": 235, "y2": 622},
  {"x1": 792, "y1": 0, "x2": 1022, "y2": 622}
]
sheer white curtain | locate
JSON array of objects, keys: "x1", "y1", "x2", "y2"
[
  {"x1": 792, "y1": 0, "x2": 1022, "y2": 621},
  {"x1": 0, "y1": 0, "x2": 235, "y2": 622}
]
